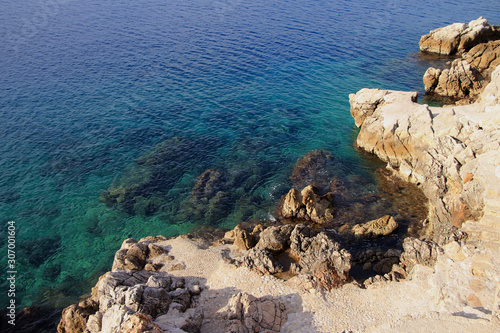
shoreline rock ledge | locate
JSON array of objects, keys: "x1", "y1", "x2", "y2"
[{"x1": 349, "y1": 64, "x2": 500, "y2": 320}]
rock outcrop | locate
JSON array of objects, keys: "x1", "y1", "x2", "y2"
[
  {"x1": 290, "y1": 224, "x2": 351, "y2": 290},
  {"x1": 278, "y1": 185, "x2": 335, "y2": 224},
  {"x1": 351, "y1": 215, "x2": 399, "y2": 238},
  {"x1": 112, "y1": 237, "x2": 169, "y2": 272},
  {"x1": 243, "y1": 248, "x2": 284, "y2": 275},
  {"x1": 224, "y1": 292, "x2": 287, "y2": 333},
  {"x1": 419, "y1": 17, "x2": 500, "y2": 55},
  {"x1": 59, "y1": 269, "x2": 203, "y2": 333},
  {"x1": 422, "y1": 19, "x2": 500, "y2": 104},
  {"x1": 351, "y1": 63, "x2": 500, "y2": 316},
  {"x1": 423, "y1": 59, "x2": 484, "y2": 102},
  {"x1": 350, "y1": 65, "x2": 500, "y2": 241}
]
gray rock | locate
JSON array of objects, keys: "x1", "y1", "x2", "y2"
[
  {"x1": 224, "y1": 292, "x2": 287, "y2": 333},
  {"x1": 169, "y1": 288, "x2": 191, "y2": 312},
  {"x1": 290, "y1": 224, "x2": 351, "y2": 290},
  {"x1": 243, "y1": 248, "x2": 283, "y2": 275},
  {"x1": 255, "y1": 225, "x2": 294, "y2": 253},
  {"x1": 400, "y1": 237, "x2": 443, "y2": 274}
]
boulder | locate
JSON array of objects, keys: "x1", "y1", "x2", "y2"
[
  {"x1": 233, "y1": 226, "x2": 256, "y2": 250},
  {"x1": 255, "y1": 225, "x2": 294, "y2": 253},
  {"x1": 419, "y1": 17, "x2": 500, "y2": 55},
  {"x1": 278, "y1": 185, "x2": 335, "y2": 224},
  {"x1": 112, "y1": 238, "x2": 148, "y2": 271},
  {"x1": 243, "y1": 248, "x2": 283, "y2": 275},
  {"x1": 464, "y1": 39, "x2": 500, "y2": 74},
  {"x1": 351, "y1": 215, "x2": 399, "y2": 238},
  {"x1": 400, "y1": 237, "x2": 443, "y2": 274},
  {"x1": 290, "y1": 225, "x2": 351, "y2": 289},
  {"x1": 224, "y1": 292, "x2": 287, "y2": 333},
  {"x1": 57, "y1": 300, "x2": 98, "y2": 333},
  {"x1": 423, "y1": 59, "x2": 484, "y2": 101}
]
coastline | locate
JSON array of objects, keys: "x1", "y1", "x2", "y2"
[{"x1": 14, "y1": 17, "x2": 500, "y2": 333}]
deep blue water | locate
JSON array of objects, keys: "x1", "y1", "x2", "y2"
[{"x1": 1, "y1": 0, "x2": 500, "y2": 316}]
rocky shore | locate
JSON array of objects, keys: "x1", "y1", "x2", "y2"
[{"x1": 55, "y1": 19, "x2": 500, "y2": 332}]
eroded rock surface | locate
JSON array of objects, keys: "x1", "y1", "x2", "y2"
[
  {"x1": 351, "y1": 215, "x2": 399, "y2": 238},
  {"x1": 290, "y1": 224, "x2": 351, "y2": 290},
  {"x1": 224, "y1": 292, "x2": 287, "y2": 333},
  {"x1": 419, "y1": 17, "x2": 500, "y2": 55},
  {"x1": 278, "y1": 185, "x2": 335, "y2": 224},
  {"x1": 349, "y1": 66, "x2": 500, "y2": 241}
]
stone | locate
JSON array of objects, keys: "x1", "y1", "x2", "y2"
[
  {"x1": 57, "y1": 300, "x2": 98, "y2": 333},
  {"x1": 400, "y1": 238, "x2": 443, "y2": 274},
  {"x1": 419, "y1": 17, "x2": 500, "y2": 55},
  {"x1": 280, "y1": 188, "x2": 304, "y2": 219},
  {"x1": 224, "y1": 292, "x2": 287, "y2": 333},
  {"x1": 255, "y1": 225, "x2": 294, "y2": 253},
  {"x1": 191, "y1": 169, "x2": 226, "y2": 202},
  {"x1": 148, "y1": 243, "x2": 168, "y2": 258},
  {"x1": 351, "y1": 215, "x2": 398, "y2": 238},
  {"x1": 112, "y1": 238, "x2": 148, "y2": 271},
  {"x1": 169, "y1": 288, "x2": 191, "y2": 312},
  {"x1": 464, "y1": 40, "x2": 500, "y2": 74},
  {"x1": 278, "y1": 186, "x2": 335, "y2": 223},
  {"x1": 423, "y1": 59, "x2": 484, "y2": 101},
  {"x1": 232, "y1": 225, "x2": 255, "y2": 250},
  {"x1": 243, "y1": 248, "x2": 283, "y2": 275},
  {"x1": 290, "y1": 224, "x2": 351, "y2": 289}
]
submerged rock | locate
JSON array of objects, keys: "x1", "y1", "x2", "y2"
[
  {"x1": 419, "y1": 17, "x2": 500, "y2": 55},
  {"x1": 100, "y1": 136, "x2": 220, "y2": 216},
  {"x1": 351, "y1": 215, "x2": 399, "y2": 238},
  {"x1": 290, "y1": 149, "x2": 339, "y2": 193},
  {"x1": 224, "y1": 292, "x2": 287, "y2": 333}
]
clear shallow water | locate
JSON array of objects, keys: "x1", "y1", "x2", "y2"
[{"x1": 1, "y1": 0, "x2": 500, "y2": 316}]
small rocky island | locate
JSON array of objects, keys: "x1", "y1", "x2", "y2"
[{"x1": 57, "y1": 18, "x2": 500, "y2": 332}]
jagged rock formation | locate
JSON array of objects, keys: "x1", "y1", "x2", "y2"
[
  {"x1": 224, "y1": 292, "x2": 287, "y2": 333},
  {"x1": 278, "y1": 185, "x2": 335, "y2": 223},
  {"x1": 423, "y1": 59, "x2": 484, "y2": 103},
  {"x1": 112, "y1": 237, "x2": 169, "y2": 272},
  {"x1": 464, "y1": 40, "x2": 500, "y2": 76},
  {"x1": 243, "y1": 248, "x2": 284, "y2": 275},
  {"x1": 350, "y1": 65, "x2": 500, "y2": 241},
  {"x1": 419, "y1": 17, "x2": 500, "y2": 55},
  {"x1": 351, "y1": 215, "x2": 399, "y2": 238},
  {"x1": 289, "y1": 224, "x2": 351, "y2": 290},
  {"x1": 350, "y1": 64, "x2": 500, "y2": 316},
  {"x1": 255, "y1": 225, "x2": 294, "y2": 252},
  {"x1": 421, "y1": 19, "x2": 500, "y2": 104}
]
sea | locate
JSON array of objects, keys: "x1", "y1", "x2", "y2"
[{"x1": 1, "y1": 0, "x2": 499, "y2": 330}]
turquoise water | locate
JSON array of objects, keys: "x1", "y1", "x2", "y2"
[{"x1": 1, "y1": 0, "x2": 500, "y2": 318}]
